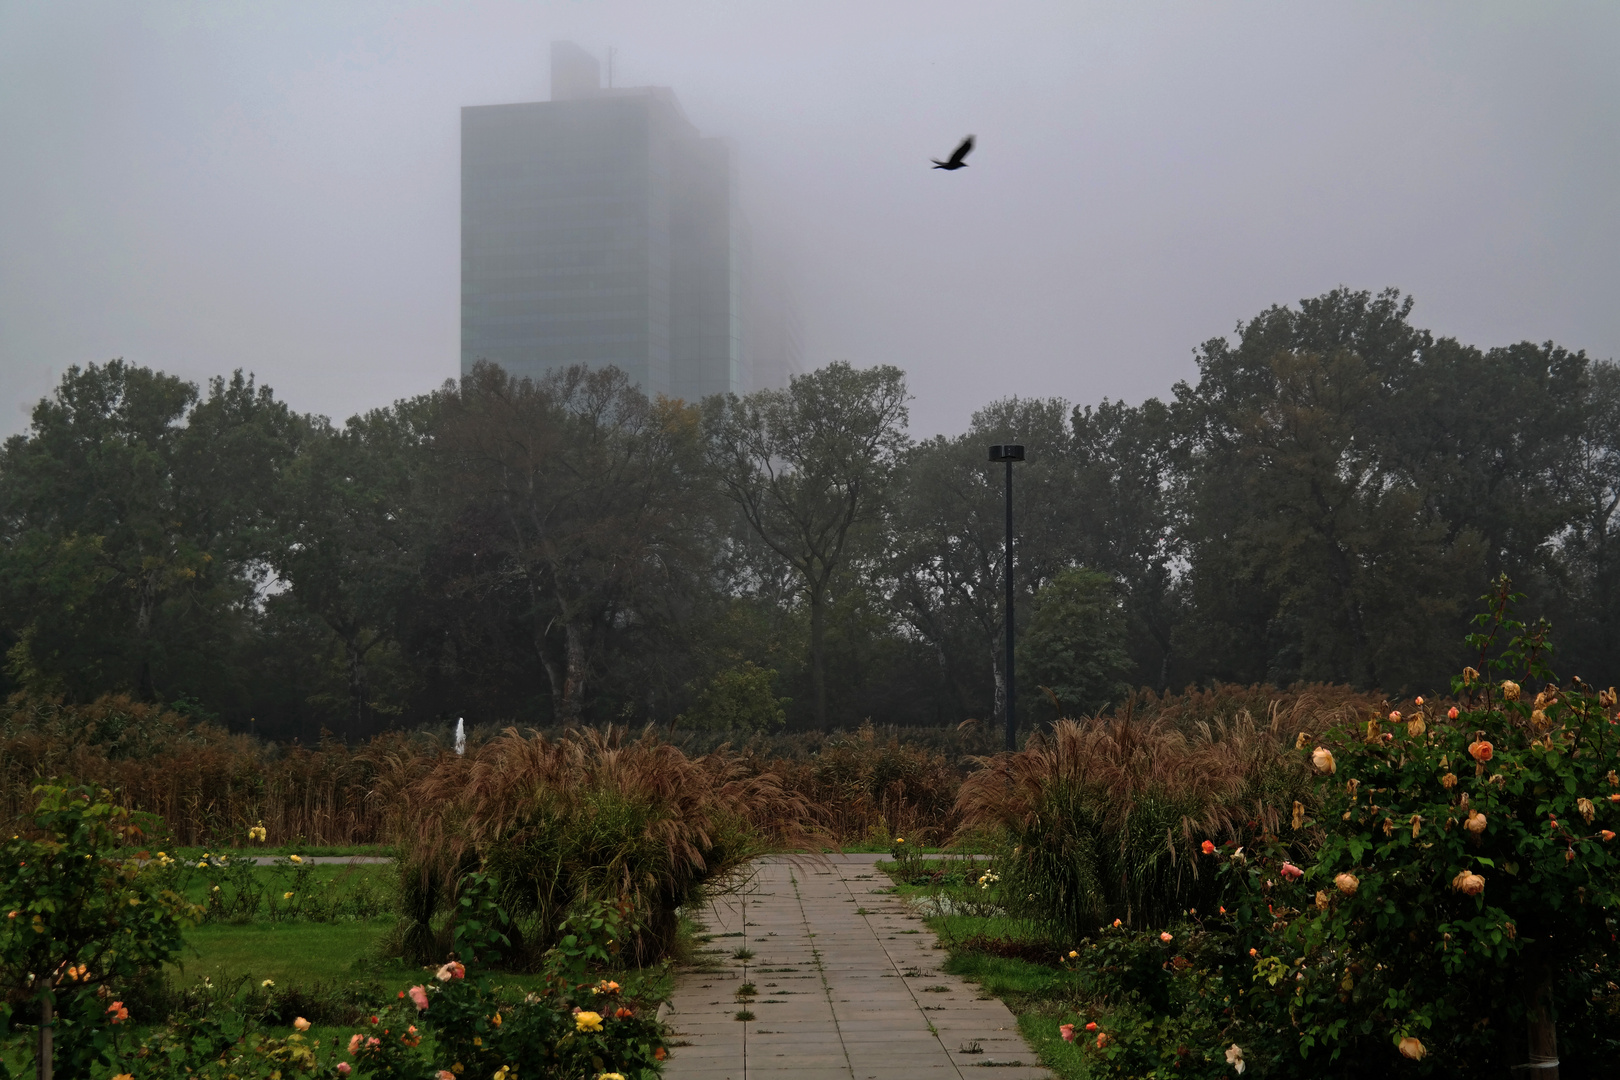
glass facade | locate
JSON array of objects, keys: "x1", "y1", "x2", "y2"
[{"x1": 461, "y1": 44, "x2": 749, "y2": 401}]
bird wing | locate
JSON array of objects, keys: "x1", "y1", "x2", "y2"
[{"x1": 948, "y1": 135, "x2": 975, "y2": 166}]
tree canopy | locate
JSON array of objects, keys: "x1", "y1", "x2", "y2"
[{"x1": 3, "y1": 288, "x2": 1616, "y2": 739}]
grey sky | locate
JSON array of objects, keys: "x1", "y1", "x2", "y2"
[{"x1": 2, "y1": 1, "x2": 1616, "y2": 438}]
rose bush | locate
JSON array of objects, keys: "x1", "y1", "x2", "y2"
[{"x1": 1049, "y1": 580, "x2": 1620, "y2": 1076}]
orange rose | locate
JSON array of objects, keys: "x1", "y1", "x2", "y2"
[{"x1": 1468, "y1": 740, "x2": 1494, "y2": 763}]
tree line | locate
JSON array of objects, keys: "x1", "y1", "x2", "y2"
[{"x1": 3, "y1": 287, "x2": 1617, "y2": 741}]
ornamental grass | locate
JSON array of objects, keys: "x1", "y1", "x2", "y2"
[
  {"x1": 393, "y1": 725, "x2": 819, "y2": 965},
  {"x1": 954, "y1": 684, "x2": 1380, "y2": 934},
  {"x1": 0, "y1": 695, "x2": 408, "y2": 845}
]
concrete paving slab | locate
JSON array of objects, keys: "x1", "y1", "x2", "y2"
[{"x1": 661, "y1": 855, "x2": 1051, "y2": 1080}]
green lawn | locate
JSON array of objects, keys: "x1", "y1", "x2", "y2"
[{"x1": 172, "y1": 919, "x2": 406, "y2": 987}]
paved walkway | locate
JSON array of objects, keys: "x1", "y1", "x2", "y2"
[{"x1": 662, "y1": 854, "x2": 1051, "y2": 1080}]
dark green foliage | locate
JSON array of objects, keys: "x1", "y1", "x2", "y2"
[
  {"x1": 1019, "y1": 567, "x2": 1134, "y2": 720},
  {"x1": 677, "y1": 661, "x2": 788, "y2": 733},
  {"x1": 4, "y1": 289, "x2": 1620, "y2": 740}
]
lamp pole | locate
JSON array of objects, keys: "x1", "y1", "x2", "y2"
[{"x1": 988, "y1": 444, "x2": 1025, "y2": 750}]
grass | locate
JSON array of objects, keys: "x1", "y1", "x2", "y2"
[
  {"x1": 171, "y1": 859, "x2": 397, "y2": 908},
  {"x1": 172, "y1": 919, "x2": 404, "y2": 987},
  {"x1": 879, "y1": 860, "x2": 1092, "y2": 1080}
]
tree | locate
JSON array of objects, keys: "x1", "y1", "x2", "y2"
[
  {"x1": 889, "y1": 397, "x2": 1078, "y2": 725},
  {"x1": 1018, "y1": 567, "x2": 1133, "y2": 720},
  {"x1": 1175, "y1": 289, "x2": 1487, "y2": 691},
  {"x1": 704, "y1": 362, "x2": 910, "y2": 730},
  {"x1": 268, "y1": 399, "x2": 436, "y2": 732},
  {"x1": 0, "y1": 363, "x2": 298, "y2": 705},
  {"x1": 435, "y1": 363, "x2": 709, "y2": 723}
]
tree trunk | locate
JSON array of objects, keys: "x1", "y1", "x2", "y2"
[
  {"x1": 559, "y1": 621, "x2": 588, "y2": 723},
  {"x1": 809, "y1": 585, "x2": 828, "y2": 732},
  {"x1": 1525, "y1": 962, "x2": 1559, "y2": 1078},
  {"x1": 347, "y1": 638, "x2": 367, "y2": 733},
  {"x1": 38, "y1": 992, "x2": 53, "y2": 1080}
]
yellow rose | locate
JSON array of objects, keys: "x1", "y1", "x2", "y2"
[{"x1": 574, "y1": 1011, "x2": 603, "y2": 1033}]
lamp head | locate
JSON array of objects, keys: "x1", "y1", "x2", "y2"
[{"x1": 988, "y1": 444, "x2": 1026, "y2": 463}]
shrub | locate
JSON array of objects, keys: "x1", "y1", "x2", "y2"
[
  {"x1": 677, "y1": 661, "x2": 789, "y2": 733},
  {"x1": 1058, "y1": 581, "x2": 1620, "y2": 1076},
  {"x1": 1211, "y1": 578, "x2": 1620, "y2": 1073},
  {"x1": 0, "y1": 784, "x2": 201, "y2": 1078}
]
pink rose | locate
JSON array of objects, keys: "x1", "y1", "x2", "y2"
[
  {"x1": 408, "y1": 985, "x2": 430, "y2": 1011},
  {"x1": 1060, "y1": 1023, "x2": 1075, "y2": 1043},
  {"x1": 337, "y1": 1065, "x2": 351, "y2": 1077},
  {"x1": 348, "y1": 1034, "x2": 362, "y2": 1054},
  {"x1": 1280, "y1": 862, "x2": 1304, "y2": 881}
]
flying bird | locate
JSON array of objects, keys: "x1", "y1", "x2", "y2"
[{"x1": 932, "y1": 135, "x2": 974, "y2": 171}]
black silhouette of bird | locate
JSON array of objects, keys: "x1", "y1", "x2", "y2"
[{"x1": 932, "y1": 135, "x2": 974, "y2": 170}]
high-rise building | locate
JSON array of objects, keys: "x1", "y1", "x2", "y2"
[{"x1": 461, "y1": 42, "x2": 754, "y2": 401}]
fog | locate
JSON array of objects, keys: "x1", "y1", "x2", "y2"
[{"x1": 2, "y1": 0, "x2": 1617, "y2": 437}]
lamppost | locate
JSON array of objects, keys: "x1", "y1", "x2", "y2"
[{"x1": 988, "y1": 444, "x2": 1025, "y2": 750}]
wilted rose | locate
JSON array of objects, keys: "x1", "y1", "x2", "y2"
[
  {"x1": 1501, "y1": 680, "x2": 1521, "y2": 701},
  {"x1": 1465, "y1": 810, "x2": 1487, "y2": 835},
  {"x1": 1408, "y1": 716, "x2": 1426, "y2": 738},
  {"x1": 1441, "y1": 772, "x2": 1458, "y2": 790},
  {"x1": 1577, "y1": 798, "x2": 1596, "y2": 824},
  {"x1": 1292, "y1": 801, "x2": 1305, "y2": 830},
  {"x1": 1315, "y1": 889, "x2": 1330, "y2": 910},
  {"x1": 1452, "y1": 871, "x2": 1486, "y2": 896},
  {"x1": 1334, "y1": 871, "x2": 1359, "y2": 895},
  {"x1": 1312, "y1": 747, "x2": 1336, "y2": 774}
]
